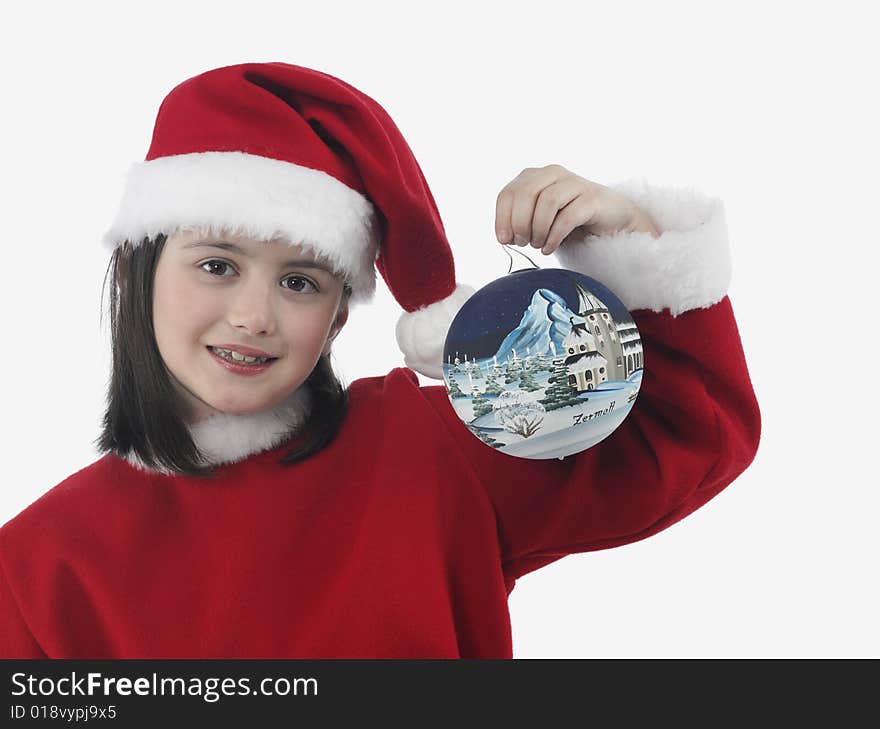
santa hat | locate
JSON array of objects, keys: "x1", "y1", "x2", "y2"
[{"x1": 102, "y1": 61, "x2": 474, "y2": 379}]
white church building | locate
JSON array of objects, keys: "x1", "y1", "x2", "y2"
[{"x1": 562, "y1": 280, "x2": 643, "y2": 391}]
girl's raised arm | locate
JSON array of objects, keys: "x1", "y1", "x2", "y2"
[{"x1": 419, "y1": 175, "x2": 760, "y2": 586}]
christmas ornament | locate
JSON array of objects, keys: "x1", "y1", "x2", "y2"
[{"x1": 442, "y1": 254, "x2": 644, "y2": 460}]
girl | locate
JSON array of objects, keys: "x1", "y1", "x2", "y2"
[{"x1": 0, "y1": 62, "x2": 760, "y2": 658}]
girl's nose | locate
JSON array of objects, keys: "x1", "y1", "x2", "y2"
[{"x1": 228, "y1": 283, "x2": 276, "y2": 335}]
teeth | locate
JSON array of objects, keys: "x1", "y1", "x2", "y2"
[{"x1": 211, "y1": 347, "x2": 271, "y2": 364}]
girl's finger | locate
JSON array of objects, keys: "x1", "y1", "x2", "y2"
[
  {"x1": 529, "y1": 177, "x2": 583, "y2": 250},
  {"x1": 509, "y1": 175, "x2": 560, "y2": 246},
  {"x1": 497, "y1": 165, "x2": 570, "y2": 246},
  {"x1": 509, "y1": 186, "x2": 537, "y2": 245},
  {"x1": 495, "y1": 186, "x2": 515, "y2": 244},
  {"x1": 541, "y1": 195, "x2": 599, "y2": 255}
]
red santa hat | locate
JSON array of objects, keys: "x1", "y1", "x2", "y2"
[{"x1": 102, "y1": 61, "x2": 474, "y2": 379}]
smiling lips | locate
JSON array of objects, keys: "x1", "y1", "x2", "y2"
[
  {"x1": 207, "y1": 346, "x2": 277, "y2": 375},
  {"x1": 208, "y1": 346, "x2": 275, "y2": 364},
  {"x1": 210, "y1": 343, "x2": 279, "y2": 359}
]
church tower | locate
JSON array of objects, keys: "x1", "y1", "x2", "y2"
[
  {"x1": 562, "y1": 317, "x2": 607, "y2": 391},
  {"x1": 571, "y1": 280, "x2": 627, "y2": 380}
]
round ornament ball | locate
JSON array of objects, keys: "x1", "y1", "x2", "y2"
[{"x1": 442, "y1": 267, "x2": 644, "y2": 460}]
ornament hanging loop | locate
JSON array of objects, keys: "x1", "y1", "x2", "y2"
[{"x1": 501, "y1": 243, "x2": 541, "y2": 274}]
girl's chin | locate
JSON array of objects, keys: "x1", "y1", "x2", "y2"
[
  {"x1": 185, "y1": 389, "x2": 283, "y2": 421},
  {"x1": 198, "y1": 399, "x2": 278, "y2": 418}
]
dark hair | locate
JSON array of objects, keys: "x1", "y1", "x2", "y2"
[{"x1": 94, "y1": 233, "x2": 352, "y2": 479}]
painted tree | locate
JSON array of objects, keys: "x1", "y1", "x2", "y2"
[
  {"x1": 471, "y1": 388, "x2": 494, "y2": 418},
  {"x1": 503, "y1": 358, "x2": 523, "y2": 385},
  {"x1": 535, "y1": 350, "x2": 552, "y2": 372},
  {"x1": 483, "y1": 368, "x2": 504, "y2": 396},
  {"x1": 539, "y1": 359, "x2": 582, "y2": 411},
  {"x1": 446, "y1": 376, "x2": 466, "y2": 399},
  {"x1": 517, "y1": 366, "x2": 543, "y2": 393}
]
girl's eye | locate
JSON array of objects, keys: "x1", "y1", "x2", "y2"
[
  {"x1": 200, "y1": 260, "x2": 234, "y2": 277},
  {"x1": 199, "y1": 260, "x2": 319, "y2": 294},
  {"x1": 282, "y1": 275, "x2": 319, "y2": 294}
]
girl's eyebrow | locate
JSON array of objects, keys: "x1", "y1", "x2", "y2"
[{"x1": 182, "y1": 240, "x2": 334, "y2": 272}]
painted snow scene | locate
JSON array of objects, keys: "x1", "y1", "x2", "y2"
[{"x1": 442, "y1": 268, "x2": 644, "y2": 460}]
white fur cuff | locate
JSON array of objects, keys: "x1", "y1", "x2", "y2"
[{"x1": 553, "y1": 177, "x2": 732, "y2": 316}]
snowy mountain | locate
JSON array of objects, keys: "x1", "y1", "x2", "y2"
[{"x1": 493, "y1": 288, "x2": 580, "y2": 364}]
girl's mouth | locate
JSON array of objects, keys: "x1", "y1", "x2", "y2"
[{"x1": 207, "y1": 346, "x2": 279, "y2": 376}]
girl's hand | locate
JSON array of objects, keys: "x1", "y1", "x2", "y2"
[{"x1": 495, "y1": 164, "x2": 660, "y2": 255}]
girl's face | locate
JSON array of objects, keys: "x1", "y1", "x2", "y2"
[{"x1": 153, "y1": 229, "x2": 350, "y2": 423}]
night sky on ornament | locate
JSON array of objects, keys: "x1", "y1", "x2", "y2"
[{"x1": 444, "y1": 267, "x2": 633, "y2": 360}]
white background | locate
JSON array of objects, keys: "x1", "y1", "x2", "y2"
[{"x1": 1, "y1": 1, "x2": 876, "y2": 658}]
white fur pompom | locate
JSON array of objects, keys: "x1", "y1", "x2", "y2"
[{"x1": 395, "y1": 283, "x2": 477, "y2": 379}]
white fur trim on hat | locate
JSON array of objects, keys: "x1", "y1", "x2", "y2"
[
  {"x1": 553, "y1": 178, "x2": 732, "y2": 317},
  {"x1": 102, "y1": 151, "x2": 381, "y2": 305},
  {"x1": 396, "y1": 283, "x2": 477, "y2": 380}
]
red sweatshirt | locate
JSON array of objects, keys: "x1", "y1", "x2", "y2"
[{"x1": 0, "y1": 296, "x2": 760, "y2": 658}]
